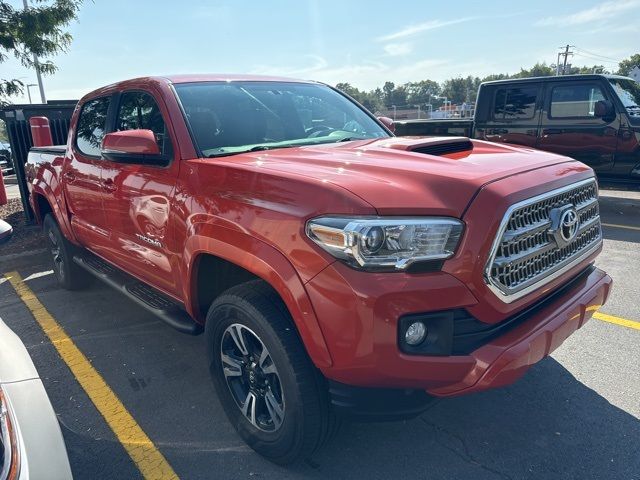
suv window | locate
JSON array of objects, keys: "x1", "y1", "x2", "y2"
[
  {"x1": 117, "y1": 91, "x2": 173, "y2": 157},
  {"x1": 550, "y1": 84, "x2": 606, "y2": 118},
  {"x1": 76, "y1": 97, "x2": 110, "y2": 157},
  {"x1": 493, "y1": 86, "x2": 538, "y2": 120}
]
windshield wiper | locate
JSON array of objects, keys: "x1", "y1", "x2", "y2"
[
  {"x1": 205, "y1": 144, "x2": 294, "y2": 158},
  {"x1": 248, "y1": 145, "x2": 276, "y2": 151}
]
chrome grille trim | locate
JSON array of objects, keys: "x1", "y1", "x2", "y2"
[{"x1": 484, "y1": 178, "x2": 602, "y2": 303}]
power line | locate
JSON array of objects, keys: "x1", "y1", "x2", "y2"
[
  {"x1": 573, "y1": 47, "x2": 621, "y2": 63},
  {"x1": 573, "y1": 53, "x2": 619, "y2": 65}
]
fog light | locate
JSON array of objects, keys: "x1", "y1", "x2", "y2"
[{"x1": 405, "y1": 321, "x2": 427, "y2": 345}]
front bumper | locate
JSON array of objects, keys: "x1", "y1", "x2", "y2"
[
  {"x1": 1, "y1": 379, "x2": 73, "y2": 480},
  {"x1": 306, "y1": 263, "x2": 612, "y2": 396}
]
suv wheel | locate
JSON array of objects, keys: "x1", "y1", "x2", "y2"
[
  {"x1": 205, "y1": 280, "x2": 338, "y2": 464},
  {"x1": 43, "y1": 214, "x2": 91, "y2": 290}
]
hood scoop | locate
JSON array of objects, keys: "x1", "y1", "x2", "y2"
[{"x1": 374, "y1": 136, "x2": 474, "y2": 157}]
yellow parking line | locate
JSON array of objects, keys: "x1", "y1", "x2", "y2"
[
  {"x1": 593, "y1": 311, "x2": 640, "y2": 331},
  {"x1": 4, "y1": 271, "x2": 179, "y2": 480},
  {"x1": 601, "y1": 222, "x2": 640, "y2": 232}
]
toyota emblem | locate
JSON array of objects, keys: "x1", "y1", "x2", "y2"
[
  {"x1": 548, "y1": 204, "x2": 580, "y2": 247},
  {"x1": 559, "y1": 208, "x2": 579, "y2": 242}
]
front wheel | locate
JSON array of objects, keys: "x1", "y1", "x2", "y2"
[{"x1": 205, "y1": 280, "x2": 338, "y2": 464}]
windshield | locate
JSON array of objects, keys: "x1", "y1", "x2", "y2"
[
  {"x1": 609, "y1": 78, "x2": 640, "y2": 117},
  {"x1": 174, "y1": 81, "x2": 390, "y2": 157}
]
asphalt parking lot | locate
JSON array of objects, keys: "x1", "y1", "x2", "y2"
[{"x1": 0, "y1": 187, "x2": 638, "y2": 480}]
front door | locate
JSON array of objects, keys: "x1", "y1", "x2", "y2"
[
  {"x1": 476, "y1": 83, "x2": 541, "y2": 147},
  {"x1": 98, "y1": 89, "x2": 181, "y2": 297},
  {"x1": 537, "y1": 81, "x2": 619, "y2": 172},
  {"x1": 63, "y1": 96, "x2": 111, "y2": 247}
]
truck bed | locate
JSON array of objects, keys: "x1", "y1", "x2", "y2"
[
  {"x1": 30, "y1": 145, "x2": 67, "y2": 156},
  {"x1": 394, "y1": 119, "x2": 473, "y2": 137}
]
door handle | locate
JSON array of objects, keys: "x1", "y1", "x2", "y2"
[
  {"x1": 489, "y1": 128, "x2": 508, "y2": 135},
  {"x1": 62, "y1": 171, "x2": 76, "y2": 182},
  {"x1": 101, "y1": 178, "x2": 117, "y2": 193},
  {"x1": 543, "y1": 128, "x2": 562, "y2": 135}
]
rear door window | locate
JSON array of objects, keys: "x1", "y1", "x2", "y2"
[
  {"x1": 76, "y1": 97, "x2": 110, "y2": 157},
  {"x1": 493, "y1": 86, "x2": 539, "y2": 120},
  {"x1": 549, "y1": 84, "x2": 606, "y2": 118}
]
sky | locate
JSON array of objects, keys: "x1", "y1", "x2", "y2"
[{"x1": 3, "y1": 0, "x2": 640, "y2": 103}]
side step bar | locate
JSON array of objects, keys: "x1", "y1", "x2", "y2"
[{"x1": 72, "y1": 252, "x2": 203, "y2": 335}]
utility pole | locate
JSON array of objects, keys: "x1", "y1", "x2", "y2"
[
  {"x1": 558, "y1": 45, "x2": 575, "y2": 75},
  {"x1": 23, "y1": 0, "x2": 46, "y2": 103},
  {"x1": 26, "y1": 84, "x2": 37, "y2": 104}
]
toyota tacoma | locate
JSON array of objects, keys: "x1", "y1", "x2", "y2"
[{"x1": 25, "y1": 75, "x2": 612, "y2": 464}]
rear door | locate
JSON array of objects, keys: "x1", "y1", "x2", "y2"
[
  {"x1": 475, "y1": 83, "x2": 541, "y2": 147},
  {"x1": 536, "y1": 80, "x2": 619, "y2": 172},
  {"x1": 98, "y1": 89, "x2": 181, "y2": 296},
  {"x1": 63, "y1": 96, "x2": 111, "y2": 246}
]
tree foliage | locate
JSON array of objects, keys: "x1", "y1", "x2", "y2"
[
  {"x1": 618, "y1": 54, "x2": 640, "y2": 76},
  {"x1": 335, "y1": 82, "x2": 384, "y2": 113},
  {"x1": 0, "y1": 0, "x2": 81, "y2": 105}
]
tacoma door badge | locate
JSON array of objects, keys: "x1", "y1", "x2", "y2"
[{"x1": 136, "y1": 233, "x2": 163, "y2": 248}]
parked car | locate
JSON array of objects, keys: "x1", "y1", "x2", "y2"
[
  {"x1": 0, "y1": 141, "x2": 12, "y2": 176},
  {"x1": 0, "y1": 316, "x2": 73, "y2": 479},
  {"x1": 25, "y1": 74, "x2": 612, "y2": 464},
  {"x1": 395, "y1": 74, "x2": 640, "y2": 183}
]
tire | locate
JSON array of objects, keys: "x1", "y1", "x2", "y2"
[
  {"x1": 43, "y1": 214, "x2": 91, "y2": 290},
  {"x1": 205, "y1": 280, "x2": 338, "y2": 464}
]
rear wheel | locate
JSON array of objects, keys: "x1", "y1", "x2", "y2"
[
  {"x1": 205, "y1": 280, "x2": 338, "y2": 464},
  {"x1": 43, "y1": 214, "x2": 91, "y2": 290}
]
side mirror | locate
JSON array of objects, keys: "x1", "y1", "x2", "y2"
[
  {"x1": 594, "y1": 100, "x2": 614, "y2": 119},
  {"x1": 377, "y1": 116, "x2": 396, "y2": 133},
  {"x1": 101, "y1": 129, "x2": 165, "y2": 165}
]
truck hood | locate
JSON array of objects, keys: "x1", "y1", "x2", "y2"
[{"x1": 219, "y1": 137, "x2": 576, "y2": 217}]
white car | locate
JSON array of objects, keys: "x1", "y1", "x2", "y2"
[{"x1": 0, "y1": 316, "x2": 72, "y2": 479}]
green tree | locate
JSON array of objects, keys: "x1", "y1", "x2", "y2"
[
  {"x1": 0, "y1": 118, "x2": 7, "y2": 142},
  {"x1": 441, "y1": 77, "x2": 473, "y2": 104},
  {"x1": 335, "y1": 82, "x2": 383, "y2": 113},
  {"x1": 405, "y1": 80, "x2": 440, "y2": 106},
  {"x1": 515, "y1": 62, "x2": 555, "y2": 78},
  {"x1": 0, "y1": 0, "x2": 82, "y2": 105},
  {"x1": 572, "y1": 64, "x2": 609, "y2": 74},
  {"x1": 617, "y1": 53, "x2": 640, "y2": 76}
]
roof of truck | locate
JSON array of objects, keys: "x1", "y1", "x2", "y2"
[
  {"x1": 481, "y1": 74, "x2": 634, "y2": 86},
  {"x1": 160, "y1": 74, "x2": 316, "y2": 84}
]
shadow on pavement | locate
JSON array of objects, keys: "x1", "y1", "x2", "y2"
[
  {"x1": 598, "y1": 195, "x2": 639, "y2": 243},
  {"x1": 300, "y1": 358, "x2": 639, "y2": 480}
]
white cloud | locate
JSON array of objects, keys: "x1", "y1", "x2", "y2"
[
  {"x1": 383, "y1": 43, "x2": 413, "y2": 57},
  {"x1": 251, "y1": 56, "x2": 455, "y2": 90},
  {"x1": 377, "y1": 18, "x2": 474, "y2": 42},
  {"x1": 536, "y1": 0, "x2": 640, "y2": 26}
]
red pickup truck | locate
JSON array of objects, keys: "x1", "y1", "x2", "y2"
[{"x1": 25, "y1": 75, "x2": 612, "y2": 464}]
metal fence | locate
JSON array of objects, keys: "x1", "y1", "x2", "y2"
[{"x1": 1, "y1": 101, "x2": 77, "y2": 222}]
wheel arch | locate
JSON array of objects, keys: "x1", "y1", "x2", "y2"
[
  {"x1": 30, "y1": 183, "x2": 77, "y2": 243},
  {"x1": 184, "y1": 225, "x2": 333, "y2": 369}
]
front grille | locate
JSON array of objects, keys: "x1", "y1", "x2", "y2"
[{"x1": 485, "y1": 178, "x2": 602, "y2": 302}]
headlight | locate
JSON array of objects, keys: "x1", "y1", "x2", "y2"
[
  {"x1": 0, "y1": 387, "x2": 20, "y2": 480},
  {"x1": 306, "y1": 216, "x2": 464, "y2": 271}
]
